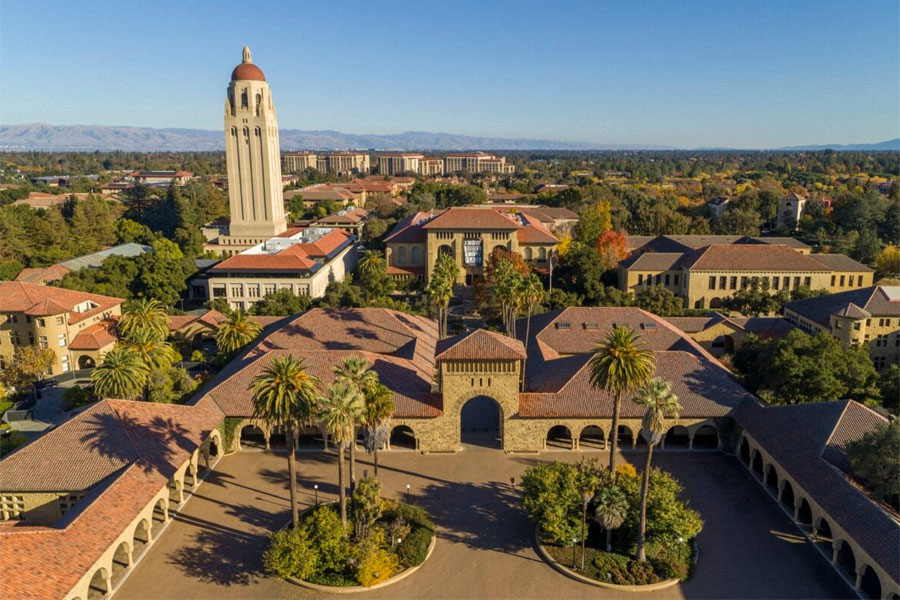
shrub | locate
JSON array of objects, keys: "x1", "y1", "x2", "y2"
[
  {"x1": 397, "y1": 526, "x2": 432, "y2": 567},
  {"x1": 263, "y1": 527, "x2": 318, "y2": 580},
  {"x1": 591, "y1": 552, "x2": 659, "y2": 585},
  {"x1": 306, "y1": 571, "x2": 357, "y2": 587},
  {"x1": 521, "y1": 462, "x2": 581, "y2": 545},
  {"x1": 383, "y1": 501, "x2": 434, "y2": 532},
  {"x1": 303, "y1": 505, "x2": 350, "y2": 572},
  {"x1": 353, "y1": 529, "x2": 399, "y2": 587},
  {"x1": 61, "y1": 385, "x2": 93, "y2": 411}
]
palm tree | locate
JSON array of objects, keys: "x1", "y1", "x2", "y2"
[
  {"x1": 519, "y1": 273, "x2": 544, "y2": 391},
  {"x1": 91, "y1": 345, "x2": 149, "y2": 400},
  {"x1": 633, "y1": 377, "x2": 681, "y2": 561},
  {"x1": 318, "y1": 380, "x2": 364, "y2": 526},
  {"x1": 215, "y1": 309, "x2": 262, "y2": 355},
  {"x1": 588, "y1": 326, "x2": 655, "y2": 478},
  {"x1": 124, "y1": 328, "x2": 179, "y2": 371},
  {"x1": 594, "y1": 484, "x2": 628, "y2": 552},
  {"x1": 576, "y1": 460, "x2": 599, "y2": 571},
  {"x1": 250, "y1": 355, "x2": 321, "y2": 529},
  {"x1": 333, "y1": 356, "x2": 375, "y2": 493},
  {"x1": 361, "y1": 381, "x2": 395, "y2": 478},
  {"x1": 358, "y1": 249, "x2": 386, "y2": 278},
  {"x1": 118, "y1": 298, "x2": 169, "y2": 341}
]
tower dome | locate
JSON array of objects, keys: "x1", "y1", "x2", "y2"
[{"x1": 231, "y1": 46, "x2": 265, "y2": 81}]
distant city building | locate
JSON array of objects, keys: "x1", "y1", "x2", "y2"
[
  {"x1": 443, "y1": 152, "x2": 514, "y2": 174},
  {"x1": 0, "y1": 282, "x2": 124, "y2": 375},
  {"x1": 418, "y1": 157, "x2": 444, "y2": 176},
  {"x1": 317, "y1": 152, "x2": 370, "y2": 175},
  {"x1": 130, "y1": 171, "x2": 193, "y2": 185},
  {"x1": 377, "y1": 153, "x2": 423, "y2": 175},
  {"x1": 201, "y1": 227, "x2": 357, "y2": 310},
  {"x1": 783, "y1": 285, "x2": 900, "y2": 370},
  {"x1": 776, "y1": 192, "x2": 807, "y2": 230},
  {"x1": 282, "y1": 151, "x2": 317, "y2": 173}
]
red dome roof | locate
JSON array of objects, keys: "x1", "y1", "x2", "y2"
[{"x1": 231, "y1": 62, "x2": 265, "y2": 82}]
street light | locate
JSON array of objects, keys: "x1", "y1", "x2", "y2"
[
  {"x1": 314, "y1": 484, "x2": 319, "y2": 506},
  {"x1": 406, "y1": 484, "x2": 411, "y2": 505},
  {"x1": 572, "y1": 538, "x2": 578, "y2": 569}
]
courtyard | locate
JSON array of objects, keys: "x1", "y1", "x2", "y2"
[{"x1": 114, "y1": 446, "x2": 852, "y2": 600}]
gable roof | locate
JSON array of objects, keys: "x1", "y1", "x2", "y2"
[
  {"x1": 422, "y1": 207, "x2": 520, "y2": 230},
  {"x1": 13, "y1": 264, "x2": 70, "y2": 284},
  {"x1": 435, "y1": 329, "x2": 527, "y2": 361},
  {"x1": 679, "y1": 244, "x2": 829, "y2": 272},
  {"x1": 0, "y1": 281, "x2": 123, "y2": 324},
  {"x1": 384, "y1": 211, "x2": 435, "y2": 243},
  {"x1": 784, "y1": 286, "x2": 900, "y2": 327},
  {"x1": 69, "y1": 320, "x2": 119, "y2": 350},
  {"x1": 810, "y1": 253, "x2": 874, "y2": 273}
]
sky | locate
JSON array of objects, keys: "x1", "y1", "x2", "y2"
[{"x1": 1, "y1": 0, "x2": 898, "y2": 148}]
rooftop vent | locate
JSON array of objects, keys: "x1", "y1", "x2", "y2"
[
  {"x1": 583, "y1": 322, "x2": 600, "y2": 330},
  {"x1": 556, "y1": 322, "x2": 571, "y2": 330},
  {"x1": 640, "y1": 322, "x2": 658, "y2": 331}
]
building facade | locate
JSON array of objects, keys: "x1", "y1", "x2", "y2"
[
  {"x1": 282, "y1": 152, "x2": 318, "y2": 173},
  {"x1": 0, "y1": 282, "x2": 123, "y2": 375},
  {"x1": 222, "y1": 46, "x2": 287, "y2": 241},
  {"x1": 777, "y1": 192, "x2": 807, "y2": 230},
  {"x1": 783, "y1": 286, "x2": 900, "y2": 370},
  {"x1": 377, "y1": 153, "x2": 423, "y2": 175},
  {"x1": 443, "y1": 152, "x2": 515, "y2": 174},
  {"x1": 317, "y1": 152, "x2": 371, "y2": 175}
]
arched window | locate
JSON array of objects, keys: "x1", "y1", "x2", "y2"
[
  {"x1": 255, "y1": 93, "x2": 262, "y2": 116},
  {"x1": 524, "y1": 247, "x2": 533, "y2": 260},
  {"x1": 398, "y1": 246, "x2": 408, "y2": 265},
  {"x1": 241, "y1": 89, "x2": 248, "y2": 109},
  {"x1": 411, "y1": 246, "x2": 422, "y2": 264},
  {"x1": 538, "y1": 247, "x2": 547, "y2": 260}
]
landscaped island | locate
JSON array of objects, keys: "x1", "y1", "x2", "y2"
[
  {"x1": 264, "y1": 477, "x2": 434, "y2": 588},
  {"x1": 524, "y1": 461, "x2": 702, "y2": 587}
]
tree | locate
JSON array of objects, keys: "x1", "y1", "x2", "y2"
[
  {"x1": 215, "y1": 309, "x2": 262, "y2": 355},
  {"x1": 879, "y1": 364, "x2": 899, "y2": 415},
  {"x1": 594, "y1": 480, "x2": 628, "y2": 552},
  {"x1": 576, "y1": 460, "x2": 599, "y2": 570},
  {"x1": 852, "y1": 229, "x2": 882, "y2": 264},
  {"x1": 250, "y1": 355, "x2": 321, "y2": 529},
  {"x1": 332, "y1": 357, "x2": 375, "y2": 494},
  {"x1": 427, "y1": 253, "x2": 458, "y2": 338},
  {"x1": 90, "y1": 345, "x2": 149, "y2": 400},
  {"x1": 589, "y1": 326, "x2": 655, "y2": 476},
  {"x1": 319, "y1": 380, "x2": 364, "y2": 526},
  {"x1": 351, "y1": 475, "x2": 383, "y2": 540},
  {"x1": 575, "y1": 201, "x2": 612, "y2": 246},
  {"x1": 715, "y1": 207, "x2": 762, "y2": 236},
  {"x1": 521, "y1": 462, "x2": 582, "y2": 546},
  {"x1": 846, "y1": 420, "x2": 900, "y2": 510},
  {"x1": 595, "y1": 230, "x2": 628, "y2": 270},
  {"x1": 361, "y1": 381, "x2": 394, "y2": 478},
  {"x1": 253, "y1": 288, "x2": 313, "y2": 316},
  {"x1": 875, "y1": 245, "x2": 900, "y2": 277},
  {"x1": 721, "y1": 280, "x2": 785, "y2": 316},
  {"x1": 519, "y1": 273, "x2": 545, "y2": 390},
  {"x1": 133, "y1": 238, "x2": 190, "y2": 306},
  {"x1": 358, "y1": 250, "x2": 394, "y2": 301},
  {"x1": 634, "y1": 286, "x2": 683, "y2": 317},
  {"x1": 732, "y1": 331, "x2": 881, "y2": 406},
  {"x1": 0, "y1": 346, "x2": 57, "y2": 388},
  {"x1": 124, "y1": 328, "x2": 179, "y2": 372},
  {"x1": 632, "y1": 378, "x2": 681, "y2": 561},
  {"x1": 118, "y1": 298, "x2": 169, "y2": 341},
  {"x1": 146, "y1": 366, "x2": 198, "y2": 404}
]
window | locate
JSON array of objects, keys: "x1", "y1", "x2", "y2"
[
  {"x1": 741, "y1": 277, "x2": 748, "y2": 289},
  {"x1": 719, "y1": 276, "x2": 726, "y2": 289},
  {"x1": 55, "y1": 316, "x2": 64, "y2": 326},
  {"x1": 665, "y1": 274, "x2": 670, "y2": 286},
  {"x1": 230, "y1": 285, "x2": 243, "y2": 297},
  {"x1": 213, "y1": 287, "x2": 226, "y2": 298},
  {"x1": 794, "y1": 276, "x2": 801, "y2": 288},
  {"x1": 804, "y1": 277, "x2": 811, "y2": 287},
  {"x1": 58, "y1": 333, "x2": 66, "y2": 347},
  {"x1": 247, "y1": 285, "x2": 260, "y2": 298},
  {"x1": 831, "y1": 275, "x2": 836, "y2": 286},
  {"x1": 39, "y1": 336, "x2": 48, "y2": 349},
  {"x1": 7, "y1": 314, "x2": 17, "y2": 324},
  {"x1": 708, "y1": 276, "x2": 716, "y2": 290},
  {"x1": 655, "y1": 274, "x2": 661, "y2": 285},
  {"x1": 637, "y1": 274, "x2": 644, "y2": 285},
  {"x1": 398, "y1": 246, "x2": 408, "y2": 265},
  {"x1": 730, "y1": 276, "x2": 737, "y2": 290},
  {"x1": 839, "y1": 275, "x2": 845, "y2": 286},
  {"x1": 411, "y1": 246, "x2": 422, "y2": 264},
  {"x1": 264, "y1": 284, "x2": 276, "y2": 295},
  {"x1": 25, "y1": 315, "x2": 31, "y2": 324},
  {"x1": 853, "y1": 322, "x2": 861, "y2": 330},
  {"x1": 858, "y1": 275, "x2": 863, "y2": 286},
  {"x1": 538, "y1": 247, "x2": 547, "y2": 260},
  {"x1": 37, "y1": 318, "x2": 45, "y2": 327},
  {"x1": 674, "y1": 274, "x2": 680, "y2": 286},
  {"x1": 60, "y1": 355, "x2": 69, "y2": 372},
  {"x1": 772, "y1": 277, "x2": 779, "y2": 290},
  {"x1": 524, "y1": 247, "x2": 533, "y2": 260}
]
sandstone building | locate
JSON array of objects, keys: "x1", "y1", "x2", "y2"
[{"x1": 783, "y1": 285, "x2": 900, "y2": 370}]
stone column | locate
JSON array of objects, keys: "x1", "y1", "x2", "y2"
[{"x1": 831, "y1": 542, "x2": 840, "y2": 564}]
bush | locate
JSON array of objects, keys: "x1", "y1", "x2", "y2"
[
  {"x1": 591, "y1": 552, "x2": 660, "y2": 585},
  {"x1": 0, "y1": 430, "x2": 26, "y2": 456},
  {"x1": 303, "y1": 505, "x2": 350, "y2": 572},
  {"x1": 353, "y1": 530, "x2": 399, "y2": 587},
  {"x1": 382, "y1": 501, "x2": 434, "y2": 532},
  {"x1": 397, "y1": 526, "x2": 432, "y2": 567},
  {"x1": 263, "y1": 527, "x2": 318, "y2": 580},
  {"x1": 61, "y1": 385, "x2": 94, "y2": 411},
  {"x1": 521, "y1": 462, "x2": 582, "y2": 545}
]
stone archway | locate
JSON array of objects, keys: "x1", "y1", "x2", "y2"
[
  {"x1": 78, "y1": 355, "x2": 96, "y2": 369},
  {"x1": 664, "y1": 425, "x2": 690, "y2": 449},
  {"x1": 545, "y1": 425, "x2": 573, "y2": 450},
  {"x1": 693, "y1": 424, "x2": 719, "y2": 449},
  {"x1": 389, "y1": 425, "x2": 416, "y2": 450},
  {"x1": 110, "y1": 540, "x2": 132, "y2": 587},
  {"x1": 739, "y1": 437, "x2": 751, "y2": 465},
  {"x1": 239, "y1": 425, "x2": 267, "y2": 450},
  {"x1": 88, "y1": 567, "x2": 110, "y2": 600},
  {"x1": 460, "y1": 395, "x2": 503, "y2": 448},
  {"x1": 579, "y1": 425, "x2": 606, "y2": 450},
  {"x1": 751, "y1": 450, "x2": 764, "y2": 478},
  {"x1": 834, "y1": 540, "x2": 857, "y2": 581},
  {"x1": 858, "y1": 565, "x2": 882, "y2": 600},
  {"x1": 797, "y1": 498, "x2": 813, "y2": 526}
]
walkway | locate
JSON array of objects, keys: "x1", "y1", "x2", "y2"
[{"x1": 115, "y1": 447, "x2": 852, "y2": 599}]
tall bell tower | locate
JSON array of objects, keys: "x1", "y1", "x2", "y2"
[{"x1": 223, "y1": 46, "x2": 287, "y2": 240}]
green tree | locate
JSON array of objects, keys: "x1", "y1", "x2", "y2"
[
  {"x1": 124, "y1": 328, "x2": 179, "y2": 372},
  {"x1": 846, "y1": 420, "x2": 900, "y2": 509},
  {"x1": 319, "y1": 380, "x2": 364, "y2": 526},
  {"x1": 215, "y1": 309, "x2": 262, "y2": 355},
  {"x1": 634, "y1": 286, "x2": 683, "y2": 317},
  {"x1": 594, "y1": 480, "x2": 628, "y2": 552},
  {"x1": 589, "y1": 326, "x2": 655, "y2": 476},
  {"x1": 714, "y1": 206, "x2": 762, "y2": 236},
  {"x1": 721, "y1": 280, "x2": 785, "y2": 316},
  {"x1": 118, "y1": 297, "x2": 169, "y2": 341},
  {"x1": 632, "y1": 378, "x2": 681, "y2": 561},
  {"x1": 253, "y1": 288, "x2": 312, "y2": 316},
  {"x1": 427, "y1": 253, "x2": 458, "y2": 338},
  {"x1": 0, "y1": 346, "x2": 57, "y2": 388},
  {"x1": 576, "y1": 460, "x2": 600, "y2": 570},
  {"x1": 333, "y1": 356, "x2": 375, "y2": 493},
  {"x1": 90, "y1": 345, "x2": 149, "y2": 400},
  {"x1": 134, "y1": 238, "x2": 190, "y2": 306},
  {"x1": 520, "y1": 273, "x2": 545, "y2": 389},
  {"x1": 351, "y1": 475, "x2": 383, "y2": 540},
  {"x1": 521, "y1": 462, "x2": 582, "y2": 546},
  {"x1": 361, "y1": 381, "x2": 394, "y2": 478},
  {"x1": 250, "y1": 355, "x2": 321, "y2": 528},
  {"x1": 358, "y1": 250, "x2": 394, "y2": 301}
]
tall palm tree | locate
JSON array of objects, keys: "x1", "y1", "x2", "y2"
[
  {"x1": 250, "y1": 355, "x2": 321, "y2": 529},
  {"x1": 358, "y1": 249, "x2": 386, "y2": 278},
  {"x1": 361, "y1": 381, "x2": 395, "y2": 478},
  {"x1": 215, "y1": 309, "x2": 262, "y2": 355},
  {"x1": 318, "y1": 380, "x2": 364, "y2": 526},
  {"x1": 519, "y1": 273, "x2": 544, "y2": 391},
  {"x1": 576, "y1": 459, "x2": 599, "y2": 571},
  {"x1": 633, "y1": 377, "x2": 681, "y2": 561},
  {"x1": 91, "y1": 345, "x2": 149, "y2": 400},
  {"x1": 118, "y1": 298, "x2": 169, "y2": 341},
  {"x1": 593, "y1": 484, "x2": 628, "y2": 552},
  {"x1": 124, "y1": 328, "x2": 179, "y2": 371},
  {"x1": 333, "y1": 356, "x2": 375, "y2": 493},
  {"x1": 588, "y1": 326, "x2": 655, "y2": 478}
]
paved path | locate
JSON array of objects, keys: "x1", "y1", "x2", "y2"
[{"x1": 115, "y1": 447, "x2": 852, "y2": 600}]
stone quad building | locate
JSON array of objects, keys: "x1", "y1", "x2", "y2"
[{"x1": 0, "y1": 306, "x2": 898, "y2": 598}]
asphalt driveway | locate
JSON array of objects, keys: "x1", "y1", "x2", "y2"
[{"x1": 114, "y1": 446, "x2": 852, "y2": 600}]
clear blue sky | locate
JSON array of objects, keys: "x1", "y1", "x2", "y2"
[{"x1": 1, "y1": 0, "x2": 898, "y2": 148}]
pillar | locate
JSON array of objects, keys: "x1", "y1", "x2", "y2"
[
  {"x1": 831, "y1": 542, "x2": 840, "y2": 564},
  {"x1": 688, "y1": 433, "x2": 694, "y2": 450},
  {"x1": 792, "y1": 501, "x2": 801, "y2": 522},
  {"x1": 854, "y1": 570, "x2": 863, "y2": 592}
]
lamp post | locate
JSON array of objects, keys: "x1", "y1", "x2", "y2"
[
  {"x1": 314, "y1": 484, "x2": 319, "y2": 506},
  {"x1": 572, "y1": 538, "x2": 578, "y2": 569},
  {"x1": 406, "y1": 484, "x2": 411, "y2": 505}
]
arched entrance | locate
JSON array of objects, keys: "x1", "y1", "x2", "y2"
[
  {"x1": 859, "y1": 565, "x2": 882, "y2": 600},
  {"x1": 110, "y1": 541, "x2": 132, "y2": 587},
  {"x1": 615, "y1": 425, "x2": 634, "y2": 449},
  {"x1": 664, "y1": 426, "x2": 690, "y2": 449},
  {"x1": 545, "y1": 425, "x2": 573, "y2": 450},
  {"x1": 710, "y1": 334, "x2": 735, "y2": 354},
  {"x1": 739, "y1": 437, "x2": 751, "y2": 465},
  {"x1": 268, "y1": 427, "x2": 288, "y2": 452},
  {"x1": 797, "y1": 498, "x2": 813, "y2": 526},
  {"x1": 88, "y1": 567, "x2": 110, "y2": 599},
  {"x1": 693, "y1": 425, "x2": 719, "y2": 449},
  {"x1": 389, "y1": 425, "x2": 416, "y2": 450},
  {"x1": 460, "y1": 395, "x2": 502, "y2": 448},
  {"x1": 239, "y1": 425, "x2": 266, "y2": 450},
  {"x1": 751, "y1": 451, "x2": 764, "y2": 479},
  {"x1": 780, "y1": 480, "x2": 795, "y2": 511},
  {"x1": 765, "y1": 465, "x2": 779, "y2": 494},
  {"x1": 78, "y1": 355, "x2": 96, "y2": 369},
  {"x1": 834, "y1": 540, "x2": 856, "y2": 581},
  {"x1": 579, "y1": 426, "x2": 606, "y2": 450}
]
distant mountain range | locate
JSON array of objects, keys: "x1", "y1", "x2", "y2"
[{"x1": 0, "y1": 123, "x2": 896, "y2": 152}]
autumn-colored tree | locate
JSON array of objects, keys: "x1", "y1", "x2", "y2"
[
  {"x1": 875, "y1": 245, "x2": 900, "y2": 277},
  {"x1": 575, "y1": 201, "x2": 612, "y2": 246},
  {"x1": 596, "y1": 230, "x2": 628, "y2": 270}
]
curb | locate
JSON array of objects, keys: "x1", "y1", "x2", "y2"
[{"x1": 533, "y1": 526, "x2": 681, "y2": 592}]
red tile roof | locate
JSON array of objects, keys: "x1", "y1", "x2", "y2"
[
  {"x1": 210, "y1": 229, "x2": 353, "y2": 273},
  {"x1": 436, "y1": 329, "x2": 527, "y2": 361},
  {"x1": 679, "y1": 244, "x2": 830, "y2": 272},
  {"x1": 13, "y1": 265, "x2": 70, "y2": 284},
  {"x1": 383, "y1": 211, "x2": 435, "y2": 244},
  {"x1": 422, "y1": 207, "x2": 521, "y2": 230},
  {"x1": 516, "y1": 213, "x2": 558, "y2": 244},
  {"x1": 69, "y1": 320, "x2": 119, "y2": 350},
  {"x1": 0, "y1": 281, "x2": 123, "y2": 324}
]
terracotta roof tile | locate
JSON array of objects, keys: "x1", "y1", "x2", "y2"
[
  {"x1": 784, "y1": 286, "x2": 900, "y2": 327},
  {"x1": 0, "y1": 281, "x2": 123, "y2": 324},
  {"x1": 69, "y1": 319, "x2": 119, "y2": 350},
  {"x1": 679, "y1": 244, "x2": 829, "y2": 272},
  {"x1": 422, "y1": 207, "x2": 521, "y2": 230},
  {"x1": 13, "y1": 265, "x2": 70, "y2": 284},
  {"x1": 436, "y1": 329, "x2": 527, "y2": 361}
]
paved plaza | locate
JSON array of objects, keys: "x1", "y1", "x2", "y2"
[{"x1": 115, "y1": 446, "x2": 853, "y2": 600}]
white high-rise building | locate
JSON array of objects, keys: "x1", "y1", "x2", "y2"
[{"x1": 223, "y1": 46, "x2": 287, "y2": 241}]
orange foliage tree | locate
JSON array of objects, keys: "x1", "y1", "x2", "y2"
[{"x1": 596, "y1": 230, "x2": 628, "y2": 270}]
